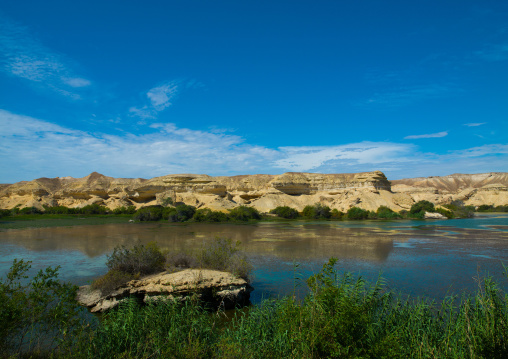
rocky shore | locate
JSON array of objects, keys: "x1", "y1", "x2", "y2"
[{"x1": 77, "y1": 269, "x2": 253, "y2": 312}]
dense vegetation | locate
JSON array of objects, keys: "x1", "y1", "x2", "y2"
[
  {"x1": 1, "y1": 257, "x2": 507, "y2": 358},
  {"x1": 0, "y1": 200, "x2": 502, "y2": 225}
]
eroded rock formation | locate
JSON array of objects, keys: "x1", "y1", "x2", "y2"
[
  {"x1": 77, "y1": 269, "x2": 253, "y2": 312},
  {"x1": 1, "y1": 171, "x2": 506, "y2": 212}
]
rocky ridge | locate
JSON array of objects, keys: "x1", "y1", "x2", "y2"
[{"x1": 1, "y1": 171, "x2": 507, "y2": 212}]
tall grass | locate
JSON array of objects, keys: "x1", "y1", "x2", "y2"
[
  {"x1": 2, "y1": 258, "x2": 507, "y2": 358},
  {"x1": 71, "y1": 258, "x2": 508, "y2": 358}
]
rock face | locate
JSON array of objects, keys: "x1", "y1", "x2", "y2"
[
  {"x1": 77, "y1": 269, "x2": 253, "y2": 312},
  {"x1": 391, "y1": 172, "x2": 508, "y2": 208},
  {"x1": 1, "y1": 171, "x2": 507, "y2": 212}
]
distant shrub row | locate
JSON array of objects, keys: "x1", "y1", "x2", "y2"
[
  {"x1": 133, "y1": 205, "x2": 261, "y2": 223},
  {"x1": 0, "y1": 204, "x2": 136, "y2": 217},
  {"x1": 0, "y1": 200, "x2": 492, "y2": 222}
]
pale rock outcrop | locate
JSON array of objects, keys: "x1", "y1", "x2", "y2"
[
  {"x1": 1, "y1": 171, "x2": 506, "y2": 213},
  {"x1": 424, "y1": 212, "x2": 448, "y2": 220},
  {"x1": 77, "y1": 269, "x2": 253, "y2": 312}
]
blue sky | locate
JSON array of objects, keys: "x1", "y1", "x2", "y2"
[{"x1": 0, "y1": 0, "x2": 507, "y2": 182}]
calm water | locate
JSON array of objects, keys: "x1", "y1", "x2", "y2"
[{"x1": 1, "y1": 214, "x2": 507, "y2": 303}]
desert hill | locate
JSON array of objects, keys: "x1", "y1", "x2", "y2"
[{"x1": 1, "y1": 171, "x2": 506, "y2": 212}]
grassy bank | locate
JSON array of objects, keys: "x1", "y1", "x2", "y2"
[{"x1": 1, "y1": 258, "x2": 507, "y2": 358}]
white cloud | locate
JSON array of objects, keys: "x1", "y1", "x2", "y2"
[
  {"x1": 129, "y1": 81, "x2": 181, "y2": 120},
  {"x1": 463, "y1": 122, "x2": 486, "y2": 127},
  {"x1": 275, "y1": 142, "x2": 415, "y2": 172},
  {"x1": 0, "y1": 17, "x2": 91, "y2": 97},
  {"x1": 404, "y1": 131, "x2": 448, "y2": 139},
  {"x1": 147, "y1": 81, "x2": 179, "y2": 111},
  {"x1": 0, "y1": 109, "x2": 506, "y2": 183}
]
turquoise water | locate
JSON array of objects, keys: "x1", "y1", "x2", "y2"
[{"x1": 1, "y1": 214, "x2": 507, "y2": 303}]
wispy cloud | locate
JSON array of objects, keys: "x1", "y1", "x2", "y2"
[
  {"x1": 463, "y1": 122, "x2": 486, "y2": 127},
  {"x1": 1, "y1": 109, "x2": 506, "y2": 182},
  {"x1": 363, "y1": 84, "x2": 456, "y2": 107},
  {"x1": 475, "y1": 43, "x2": 508, "y2": 62},
  {"x1": 404, "y1": 131, "x2": 448, "y2": 140},
  {"x1": 0, "y1": 16, "x2": 91, "y2": 98},
  {"x1": 129, "y1": 80, "x2": 181, "y2": 120}
]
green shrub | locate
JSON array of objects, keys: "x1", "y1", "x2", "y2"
[
  {"x1": 302, "y1": 203, "x2": 332, "y2": 219},
  {"x1": 167, "y1": 204, "x2": 196, "y2": 222},
  {"x1": 91, "y1": 269, "x2": 136, "y2": 296},
  {"x1": 166, "y1": 251, "x2": 199, "y2": 270},
  {"x1": 347, "y1": 206, "x2": 369, "y2": 220},
  {"x1": 270, "y1": 206, "x2": 299, "y2": 219},
  {"x1": 19, "y1": 206, "x2": 43, "y2": 215},
  {"x1": 77, "y1": 203, "x2": 108, "y2": 215},
  {"x1": 376, "y1": 206, "x2": 401, "y2": 219},
  {"x1": 133, "y1": 206, "x2": 165, "y2": 221},
  {"x1": 436, "y1": 207, "x2": 454, "y2": 219},
  {"x1": 0, "y1": 260, "x2": 81, "y2": 356},
  {"x1": 106, "y1": 242, "x2": 165, "y2": 275},
  {"x1": 330, "y1": 208, "x2": 345, "y2": 219},
  {"x1": 201, "y1": 237, "x2": 252, "y2": 280},
  {"x1": 409, "y1": 200, "x2": 435, "y2": 218},
  {"x1": 494, "y1": 205, "x2": 508, "y2": 212},
  {"x1": 477, "y1": 204, "x2": 494, "y2": 212},
  {"x1": 43, "y1": 205, "x2": 74, "y2": 214},
  {"x1": 0, "y1": 209, "x2": 11, "y2": 218},
  {"x1": 193, "y1": 208, "x2": 230, "y2": 222},
  {"x1": 443, "y1": 201, "x2": 474, "y2": 218},
  {"x1": 228, "y1": 206, "x2": 261, "y2": 221},
  {"x1": 112, "y1": 206, "x2": 136, "y2": 215}
]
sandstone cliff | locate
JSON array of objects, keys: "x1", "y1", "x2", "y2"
[{"x1": 0, "y1": 171, "x2": 506, "y2": 213}]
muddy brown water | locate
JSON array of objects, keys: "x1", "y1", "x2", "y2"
[{"x1": 1, "y1": 214, "x2": 507, "y2": 303}]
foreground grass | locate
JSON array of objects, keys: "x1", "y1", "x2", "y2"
[{"x1": 2, "y1": 258, "x2": 507, "y2": 358}]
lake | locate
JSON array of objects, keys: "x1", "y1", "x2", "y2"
[{"x1": 1, "y1": 214, "x2": 507, "y2": 303}]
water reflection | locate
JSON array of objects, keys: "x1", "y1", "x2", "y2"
[
  {"x1": 1, "y1": 215, "x2": 507, "y2": 302},
  {"x1": 0, "y1": 222, "x2": 398, "y2": 262}
]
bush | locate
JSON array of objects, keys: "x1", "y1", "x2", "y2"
[
  {"x1": 409, "y1": 200, "x2": 435, "y2": 218},
  {"x1": 19, "y1": 206, "x2": 43, "y2": 215},
  {"x1": 376, "y1": 206, "x2": 401, "y2": 219},
  {"x1": 330, "y1": 209, "x2": 345, "y2": 219},
  {"x1": 477, "y1": 204, "x2": 494, "y2": 212},
  {"x1": 133, "y1": 206, "x2": 165, "y2": 221},
  {"x1": 0, "y1": 260, "x2": 81, "y2": 356},
  {"x1": 166, "y1": 251, "x2": 199, "y2": 270},
  {"x1": 167, "y1": 204, "x2": 196, "y2": 222},
  {"x1": 201, "y1": 237, "x2": 252, "y2": 280},
  {"x1": 77, "y1": 204, "x2": 108, "y2": 215},
  {"x1": 302, "y1": 203, "x2": 332, "y2": 219},
  {"x1": 435, "y1": 207, "x2": 454, "y2": 219},
  {"x1": 91, "y1": 269, "x2": 136, "y2": 296},
  {"x1": 228, "y1": 206, "x2": 261, "y2": 221},
  {"x1": 106, "y1": 242, "x2": 165, "y2": 275},
  {"x1": 43, "y1": 205, "x2": 74, "y2": 214},
  {"x1": 270, "y1": 206, "x2": 299, "y2": 219},
  {"x1": 0, "y1": 209, "x2": 11, "y2": 218},
  {"x1": 193, "y1": 208, "x2": 230, "y2": 222},
  {"x1": 347, "y1": 207, "x2": 369, "y2": 220},
  {"x1": 443, "y1": 201, "x2": 474, "y2": 218},
  {"x1": 112, "y1": 206, "x2": 136, "y2": 215}
]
